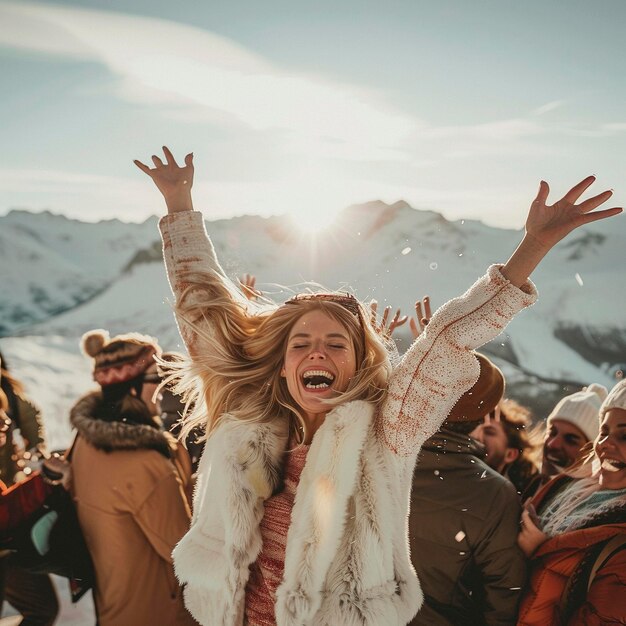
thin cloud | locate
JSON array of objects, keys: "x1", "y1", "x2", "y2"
[
  {"x1": 417, "y1": 118, "x2": 545, "y2": 140},
  {"x1": 532, "y1": 100, "x2": 565, "y2": 116},
  {"x1": 0, "y1": 1, "x2": 418, "y2": 160}
]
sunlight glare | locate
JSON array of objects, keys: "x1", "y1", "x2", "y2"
[{"x1": 289, "y1": 206, "x2": 337, "y2": 234}]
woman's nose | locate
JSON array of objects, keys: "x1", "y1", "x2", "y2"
[
  {"x1": 308, "y1": 346, "x2": 327, "y2": 359},
  {"x1": 546, "y1": 435, "x2": 562, "y2": 450}
]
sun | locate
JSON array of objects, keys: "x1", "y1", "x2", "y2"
[
  {"x1": 289, "y1": 205, "x2": 338, "y2": 234},
  {"x1": 291, "y1": 212, "x2": 330, "y2": 234}
]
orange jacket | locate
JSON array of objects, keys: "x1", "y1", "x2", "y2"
[{"x1": 517, "y1": 476, "x2": 626, "y2": 626}]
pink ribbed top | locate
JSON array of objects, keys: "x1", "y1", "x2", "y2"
[{"x1": 244, "y1": 441, "x2": 310, "y2": 625}]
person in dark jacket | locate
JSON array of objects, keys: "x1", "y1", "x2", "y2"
[{"x1": 409, "y1": 353, "x2": 526, "y2": 626}]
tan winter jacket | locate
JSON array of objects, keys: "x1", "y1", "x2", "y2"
[
  {"x1": 160, "y1": 210, "x2": 537, "y2": 626},
  {"x1": 70, "y1": 392, "x2": 197, "y2": 626}
]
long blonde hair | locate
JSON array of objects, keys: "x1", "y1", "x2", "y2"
[{"x1": 163, "y1": 270, "x2": 392, "y2": 443}]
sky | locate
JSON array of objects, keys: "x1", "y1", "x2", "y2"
[{"x1": 0, "y1": 0, "x2": 625, "y2": 228}]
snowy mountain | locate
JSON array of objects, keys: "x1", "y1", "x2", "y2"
[{"x1": 1, "y1": 203, "x2": 624, "y2": 448}]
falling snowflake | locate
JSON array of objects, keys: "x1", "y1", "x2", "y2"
[
  {"x1": 401, "y1": 247, "x2": 412, "y2": 255},
  {"x1": 575, "y1": 273, "x2": 584, "y2": 287},
  {"x1": 455, "y1": 531, "x2": 466, "y2": 542}
]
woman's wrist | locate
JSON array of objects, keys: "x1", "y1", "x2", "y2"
[
  {"x1": 164, "y1": 191, "x2": 194, "y2": 214},
  {"x1": 501, "y1": 233, "x2": 551, "y2": 287}
]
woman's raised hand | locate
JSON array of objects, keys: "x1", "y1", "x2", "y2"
[
  {"x1": 525, "y1": 176, "x2": 621, "y2": 250},
  {"x1": 134, "y1": 146, "x2": 194, "y2": 214},
  {"x1": 502, "y1": 176, "x2": 622, "y2": 287}
]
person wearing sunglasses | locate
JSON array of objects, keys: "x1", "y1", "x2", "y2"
[{"x1": 136, "y1": 146, "x2": 621, "y2": 626}]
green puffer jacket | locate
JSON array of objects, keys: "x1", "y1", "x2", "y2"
[
  {"x1": 0, "y1": 393, "x2": 46, "y2": 485},
  {"x1": 409, "y1": 429, "x2": 526, "y2": 626}
]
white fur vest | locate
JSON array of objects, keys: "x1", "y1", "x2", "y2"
[{"x1": 173, "y1": 400, "x2": 424, "y2": 626}]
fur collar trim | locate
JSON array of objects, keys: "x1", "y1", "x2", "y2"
[
  {"x1": 173, "y1": 399, "x2": 376, "y2": 625},
  {"x1": 70, "y1": 391, "x2": 176, "y2": 458}
]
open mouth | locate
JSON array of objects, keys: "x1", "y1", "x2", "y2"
[
  {"x1": 601, "y1": 458, "x2": 626, "y2": 473},
  {"x1": 545, "y1": 454, "x2": 567, "y2": 468},
  {"x1": 302, "y1": 369, "x2": 335, "y2": 390}
]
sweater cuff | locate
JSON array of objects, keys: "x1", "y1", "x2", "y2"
[
  {"x1": 158, "y1": 210, "x2": 206, "y2": 237},
  {"x1": 487, "y1": 264, "x2": 538, "y2": 307}
]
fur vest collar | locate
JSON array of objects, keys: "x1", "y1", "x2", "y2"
[
  {"x1": 70, "y1": 391, "x2": 176, "y2": 458},
  {"x1": 173, "y1": 399, "x2": 421, "y2": 625}
]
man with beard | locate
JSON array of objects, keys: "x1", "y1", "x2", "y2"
[{"x1": 523, "y1": 383, "x2": 607, "y2": 498}]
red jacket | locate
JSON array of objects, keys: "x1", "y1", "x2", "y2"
[
  {"x1": 0, "y1": 471, "x2": 52, "y2": 534},
  {"x1": 517, "y1": 475, "x2": 626, "y2": 626}
]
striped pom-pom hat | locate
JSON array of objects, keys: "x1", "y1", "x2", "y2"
[{"x1": 81, "y1": 329, "x2": 162, "y2": 387}]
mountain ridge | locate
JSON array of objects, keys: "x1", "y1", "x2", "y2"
[{"x1": 1, "y1": 201, "x2": 624, "y2": 444}]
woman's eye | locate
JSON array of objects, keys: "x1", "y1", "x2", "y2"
[{"x1": 329, "y1": 344, "x2": 347, "y2": 349}]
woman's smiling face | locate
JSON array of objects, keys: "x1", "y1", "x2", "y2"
[
  {"x1": 281, "y1": 309, "x2": 357, "y2": 422},
  {"x1": 595, "y1": 407, "x2": 626, "y2": 490}
]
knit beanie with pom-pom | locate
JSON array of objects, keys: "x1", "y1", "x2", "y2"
[
  {"x1": 599, "y1": 379, "x2": 626, "y2": 421},
  {"x1": 81, "y1": 329, "x2": 162, "y2": 388},
  {"x1": 546, "y1": 383, "x2": 608, "y2": 442}
]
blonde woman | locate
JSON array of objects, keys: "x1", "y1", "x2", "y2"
[{"x1": 135, "y1": 146, "x2": 621, "y2": 626}]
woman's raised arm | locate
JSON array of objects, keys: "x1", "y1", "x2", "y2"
[
  {"x1": 135, "y1": 147, "x2": 245, "y2": 359},
  {"x1": 378, "y1": 176, "x2": 621, "y2": 457}
]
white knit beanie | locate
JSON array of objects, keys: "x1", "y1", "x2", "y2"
[
  {"x1": 546, "y1": 383, "x2": 608, "y2": 442},
  {"x1": 599, "y1": 380, "x2": 626, "y2": 420}
]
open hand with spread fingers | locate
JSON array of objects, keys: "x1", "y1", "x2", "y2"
[
  {"x1": 526, "y1": 176, "x2": 621, "y2": 249},
  {"x1": 409, "y1": 297, "x2": 432, "y2": 339},
  {"x1": 369, "y1": 301, "x2": 408, "y2": 338},
  {"x1": 134, "y1": 146, "x2": 194, "y2": 214},
  {"x1": 502, "y1": 176, "x2": 622, "y2": 287}
]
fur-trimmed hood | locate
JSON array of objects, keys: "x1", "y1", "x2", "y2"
[{"x1": 70, "y1": 390, "x2": 176, "y2": 458}]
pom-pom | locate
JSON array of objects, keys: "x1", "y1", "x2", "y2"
[
  {"x1": 586, "y1": 383, "x2": 608, "y2": 402},
  {"x1": 81, "y1": 329, "x2": 109, "y2": 357}
]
